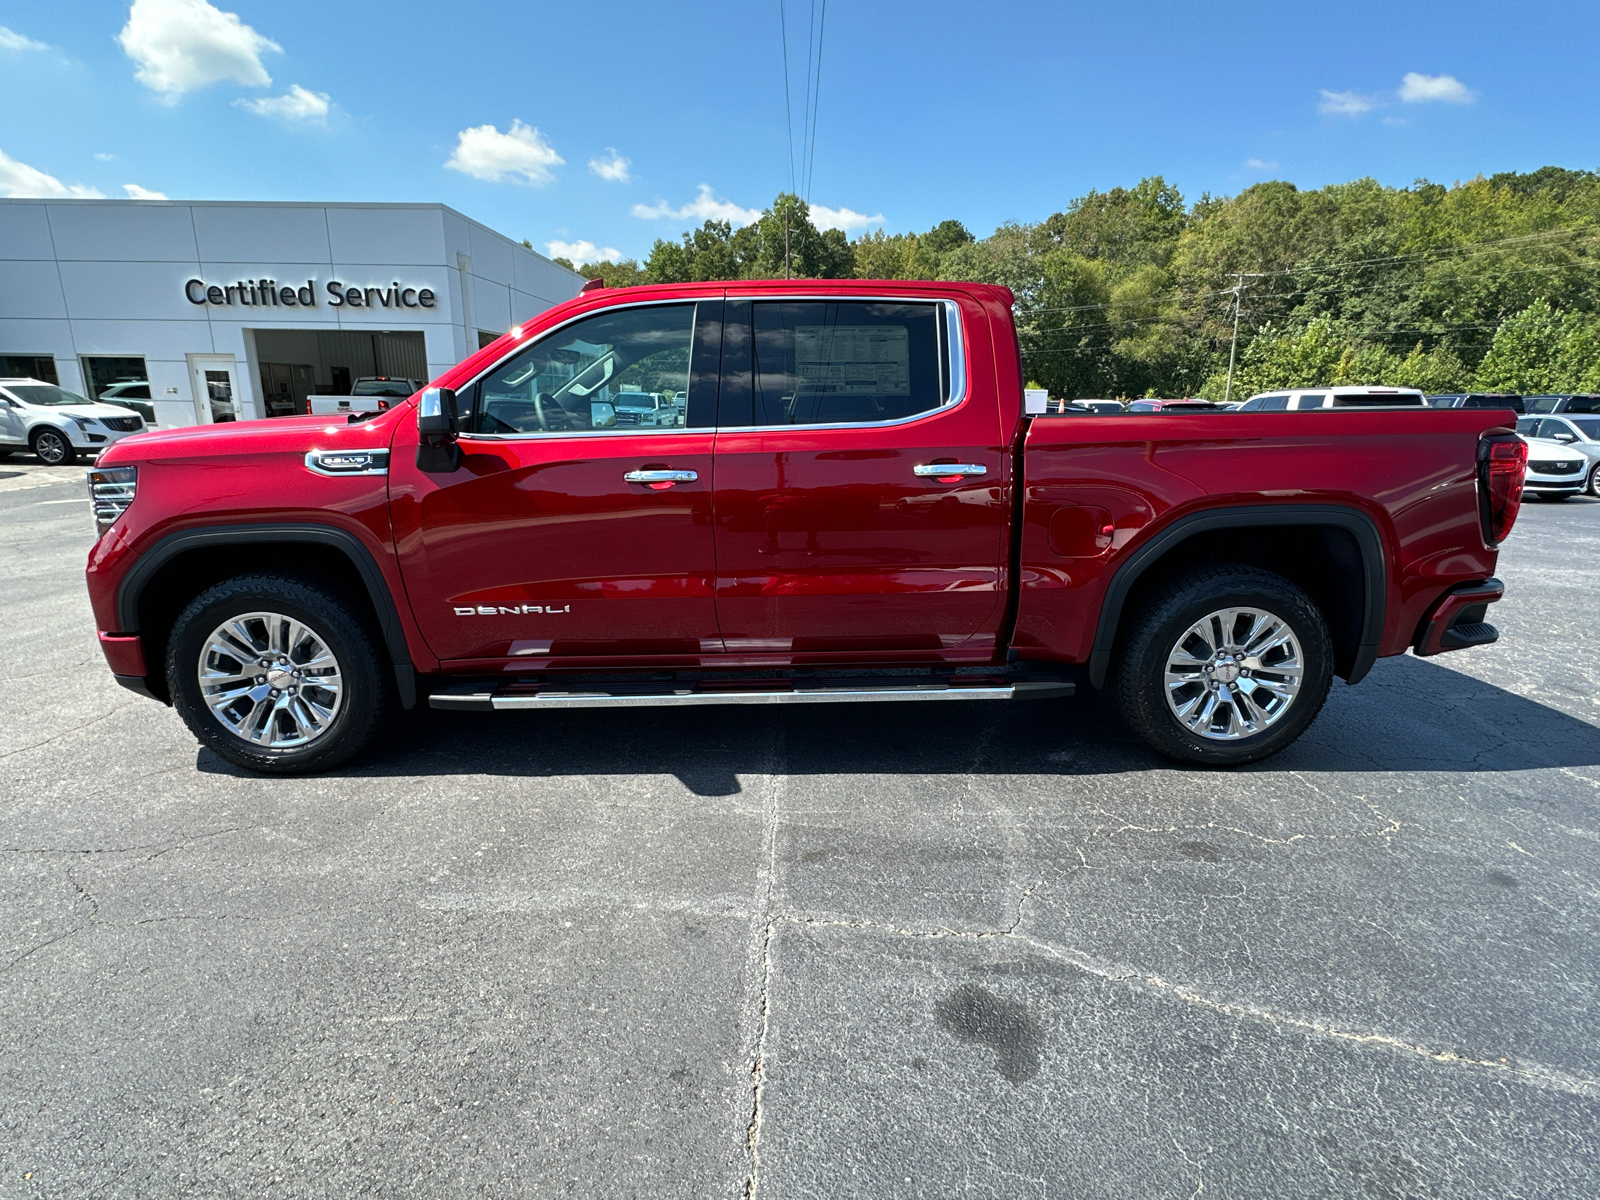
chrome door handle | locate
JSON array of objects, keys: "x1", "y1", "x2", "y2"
[
  {"x1": 624, "y1": 469, "x2": 698, "y2": 483},
  {"x1": 913, "y1": 463, "x2": 987, "y2": 477}
]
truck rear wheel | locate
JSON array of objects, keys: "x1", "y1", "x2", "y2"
[
  {"x1": 1111, "y1": 564, "x2": 1333, "y2": 766},
  {"x1": 166, "y1": 572, "x2": 391, "y2": 774}
]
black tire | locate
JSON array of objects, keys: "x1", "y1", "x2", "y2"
[
  {"x1": 1111, "y1": 563, "x2": 1334, "y2": 767},
  {"x1": 1590, "y1": 465, "x2": 1600, "y2": 499},
  {"x1": 167, "y1": 572, "x2": 392, "y2": 774},
  {"x1": 31, "y1": 427, "x2": 75, "y2": 466}
]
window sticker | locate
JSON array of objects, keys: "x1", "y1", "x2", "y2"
[{"x1": 794, "y1": 325, "x2": 910, "y2": 396}]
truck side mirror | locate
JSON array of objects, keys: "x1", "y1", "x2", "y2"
[{"x1": 416, "y1": 387, "x2": 461, "y2": 473}]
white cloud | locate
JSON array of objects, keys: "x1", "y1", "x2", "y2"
[
  {"x1": 632, "y1": 184, "x2": 763, "y2": 227},
  {"x1": 1382, "y1": 116, "x2": 1409, "y2": 127},
  {"x1": 1399, "y1": 72, "x2": 1474, "y2": 104},
  {"x1": 123, "y1": 183, "x2": 168, "y2": 199},
  {"x1": 118, "y1": 0, "x2": 280, "y2": 100},
  {"x1": 94, "y1": 152, "x2": 119, "y2": 162},
  {"x1": 808, "y1": 203, "x2": 884, "y2": 233},
  {"x1": 0, "y1": 148, "x2": 103, "y2": 198},
  {"x1": 446, "y1": 120, "x2": 563, "y2": 184},
  {"x1": 1318, "y1": 89, "x2": 1375, "y2": 116},
  {"x1": 234, "y1": 83, "x2": 330, "y2": 124},
  {"x1": 546, "y1": 239, "x2": 622, "y2": 264},
  {"x1": 588, "y1": 149, "x2": 630, "y2": 183},
  {"x1": 1244, "y1": 158, "x2": 1278, "y2": 171},
  {"x1": 0, "y1": 25, "x2": 48, "y2": 52}
]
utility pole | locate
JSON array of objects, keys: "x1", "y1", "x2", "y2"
[{"x1": 1223, "y1": 272, "x2": 1264, "y2": 404}]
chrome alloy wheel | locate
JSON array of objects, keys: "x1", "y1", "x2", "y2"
[
  {"x1": 33, "y1": 429, "x2": 69, "y2": 465},
  {"x1": 197, "y1": 611, "x2": 344, "y2": 747},
  {"x1": 1163, "y1": 606, "x2": 1304, "y2": 741}
]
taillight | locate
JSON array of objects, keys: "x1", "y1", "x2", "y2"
[{"x1": 1477, "y1": 434, "x2": 1526, "y2": 546}]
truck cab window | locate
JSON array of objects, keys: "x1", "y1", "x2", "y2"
[
  {"x1": 464, "y1": 304, "x2": 697, "y2": 435},
  {"x1": 749, "y1": 300, "x2": 947, "y2": 426}
]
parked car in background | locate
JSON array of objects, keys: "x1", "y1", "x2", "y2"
[
  {"x1": 307, "y1": 377, "x2": 422, "y2": 417},
  {"x1": 0, "y1": 378, "x2": 147, "y2": 465},
  {"x1": 1428, "y1": 393, "x2": 1526, "y2": 413},
  {"x1": 1524, "y1": 394, "x2": 1600, "y2": 415},
  {"x1": 1518, "y1": 415, "x2": 1600, "y2": 496},
  {"x1": 1126, "y1": 398, "x2": 1214, "y2": 412},
  {"x1": 96, "y1": 380, "x2": 159, "y2": 428},
  {"x1": 1518, "y1": 431, "x2": 1589, "y2": 500},
  {"x1": 1076, "y1": 399, "x2": 1125, "y2": 414},
  {"x1": 1238, "y1": 387, "x2": 1426, "y2": 410}
]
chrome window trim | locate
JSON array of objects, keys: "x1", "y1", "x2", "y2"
[
  {"x1": 463, "y1": 427, "x2": 711, "y2": 443},
  {"x1": 451, "y1": 293, "x2": 970, "y2": 441},
  {"x1": 722, "y1": 294, "x2": 969, "y2": 434}
]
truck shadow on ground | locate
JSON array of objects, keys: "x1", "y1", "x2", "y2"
[{"x1": 196, "y1": 653, "x2": 1600, "y2": 796}]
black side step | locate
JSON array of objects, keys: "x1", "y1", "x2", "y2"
[{"x1": 428, "y1": 674, "x2": 1074, "y2": 713}]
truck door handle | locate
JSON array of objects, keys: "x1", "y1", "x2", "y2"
[
  {"x1": 913, "y1": 463, "x2": 987, "y2": 477},
  {"x1": 624, "y1": 468, "x2": 698, "y2": 488}
]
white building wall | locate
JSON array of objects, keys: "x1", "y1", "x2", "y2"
[{"x1": 0, "y1": 200, "x2": 585, "y2": 429}]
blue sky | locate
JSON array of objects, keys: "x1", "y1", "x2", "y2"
[{"x1": 2, "y1": 1, "x2": 1598, "y2": 262}]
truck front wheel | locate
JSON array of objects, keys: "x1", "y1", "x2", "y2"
[
  {"x1": 166, "y1": 573, "x2": 392, "y2": 774},
  {"x1": 1111, "y1": 564, "x2": 1333, "y2": 766}
]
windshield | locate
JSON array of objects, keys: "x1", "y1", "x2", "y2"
[
  {"x1": 1568, "y1": 418, "x2": 1600, "y2": 439},
  {"x1": 352, "y1": 380, "x2": 413, "y2": 397},
  {"x1": 7, "y1": 384, "x2": 95, "y2": 407}
]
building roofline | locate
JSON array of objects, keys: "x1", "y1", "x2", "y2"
[{"x1": 0, "y1": 198, "x2": 584, "y2": 279}]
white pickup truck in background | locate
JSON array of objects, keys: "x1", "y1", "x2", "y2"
[{"x1": 306, "y1": 377, "x2": 420, "y2": 416}]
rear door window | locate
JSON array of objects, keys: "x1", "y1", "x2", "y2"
[{"x1": 743, "y1": 300, "x2": 950, "y2": 427}]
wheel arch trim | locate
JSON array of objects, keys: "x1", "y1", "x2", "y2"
[
  {"x1": 1085, "y1": 503, "x2": 1387, "y2": 690},
  {"x1": 115, "y1": 522, "x2": 416, "y2": 708}
]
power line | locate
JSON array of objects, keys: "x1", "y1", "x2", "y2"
[
  {"x1": 1014, "y1": 223, "x2": 1600, "y2": 318},
  {"x1": 804, "y1": 0, "x2": 827, "y2": 202},
  {"x1": 778, "y1": 0, "x2": 796, "y2": 195}
]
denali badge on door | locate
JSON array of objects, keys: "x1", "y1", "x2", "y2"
[{"x1": 453, "y1": 604, "x2": 572, "y2": 616}]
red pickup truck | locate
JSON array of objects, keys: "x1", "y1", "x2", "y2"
[{"x1": 84, "y1": 280, "x2": 1527, "y2": 774}]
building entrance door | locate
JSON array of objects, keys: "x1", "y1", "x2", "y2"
[{"x1": 187, "y1": 354, "x2": 244, "y2": 423}]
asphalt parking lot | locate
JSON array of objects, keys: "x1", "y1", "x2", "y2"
[{"x1": 3, "y1": 456, "x2": 1598, "y2": 1199}]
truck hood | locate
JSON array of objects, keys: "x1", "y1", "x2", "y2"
[{"x1": 95, "y1": 409, "x2": 404, "y2": 465}]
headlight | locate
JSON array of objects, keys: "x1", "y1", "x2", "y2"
[
  {"x1": 69, "y1": 415, "x2": 92, "y2": 430},
  {"x1": 88, "y1": 465, "x2": 137, "y2": 536}
]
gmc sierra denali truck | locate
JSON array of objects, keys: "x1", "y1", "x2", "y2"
[{"x1": 84, "y1": 280, "x2": 1527, "y2": 774}]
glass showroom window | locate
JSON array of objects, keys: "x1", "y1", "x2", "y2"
[
  {"x1": 0, "y1": 355, "x2": 59, "y2": 385},
  {"x1": 81, "y1": 356, "x2": 149, "y2": 401}
]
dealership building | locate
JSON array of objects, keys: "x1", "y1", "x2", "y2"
[{"x1": 0, "y1": 199, "x2": 587, "y2": 428}]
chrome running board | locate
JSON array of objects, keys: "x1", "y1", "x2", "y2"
[{"x1": 428, "y1": 677, "x2": 1073, "y2": 713}]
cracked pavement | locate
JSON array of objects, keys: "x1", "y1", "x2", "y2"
[{"x1": 2, "y1": 458, "x2": 1598, "y2": 1198}]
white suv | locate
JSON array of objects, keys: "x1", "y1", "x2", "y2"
[
  {"x1": 0, "y1": 378, "x2": 149, "y2": 466},
  {"x1": 1237, "y1": 386, "x2": 1427, "y2": 410},
  {"x1": 1518, "y1": 415, "x2": 1600, "y2": 498}
]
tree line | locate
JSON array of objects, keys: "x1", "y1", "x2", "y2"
[{"x1": 550, "y1": 167, "x2": 1600, "y2": 399}]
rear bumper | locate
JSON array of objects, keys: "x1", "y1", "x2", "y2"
[{"x1": 1413, "y1": 578, "x2": 1504, "y2": 657}]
